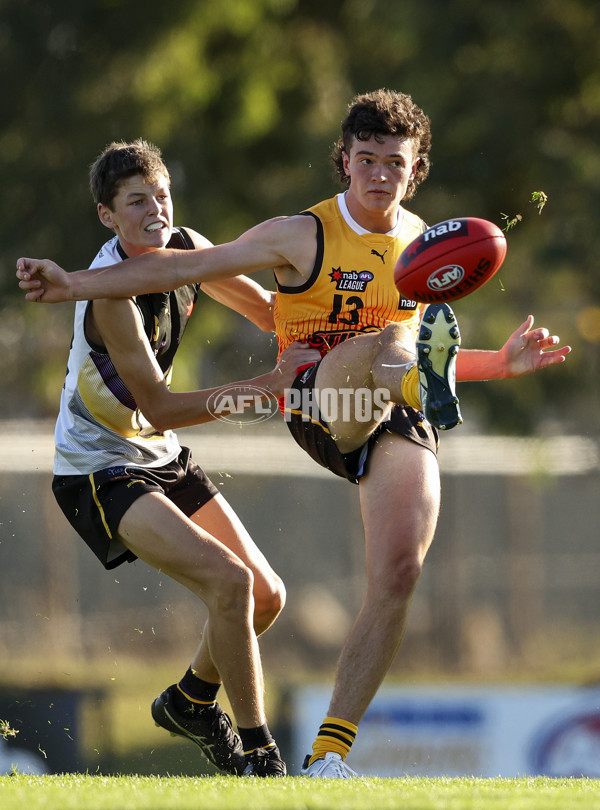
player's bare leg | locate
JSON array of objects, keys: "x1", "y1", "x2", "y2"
[
  {"x1": 116, "y1": 492, "x2": 286, "y2": 775},
  {"x1": 186, "y1": 493, "x2": 286, "y2": 685},
  {"x1": 313, "y1": 305, "x2": 461, "y2": 451},
  {"x1": 329, "y1": 434, "x2": 440, "y2": 722},
  {"x1": 117, "y1": 493, "x2": 265, "y2": 727},
  {"x1": 312, "y1": 322, "x2": 418, "y2": 453}
]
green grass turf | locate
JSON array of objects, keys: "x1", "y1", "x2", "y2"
[{"x1": 2, "y1": 775, "x2": 600, "y2": 810}]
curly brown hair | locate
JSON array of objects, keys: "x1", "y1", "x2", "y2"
[
  {"x1": 332, "y1": 89, "x2": 431, "y2": 200},
  {"x1": 89, "y1": 138, "x2": 170, "y2": 208}
]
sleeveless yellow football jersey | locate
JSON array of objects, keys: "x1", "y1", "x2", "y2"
[{"x1": 274, "y1": 193, "x2": 426, "y2": 355}]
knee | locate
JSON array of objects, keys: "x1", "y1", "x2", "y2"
[
  {"x1": 376, "y1": 555, "x2": 423, "y2": 602},
  {"x1": 254, "y1": 573, "x2": 286, "y2": 633},
  {"x1": 212, "y1": 561, "x2": 255, "y2": 618},
  {"x1": 379, "y1": 322, "x2": 415, "y2": 352}
]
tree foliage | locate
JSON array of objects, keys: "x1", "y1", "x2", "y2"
[{"x1": 2, "y1": 0, "x2": 598, "y2": 432}]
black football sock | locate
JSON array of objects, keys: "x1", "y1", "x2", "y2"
[
  {"x1": 173, "y1": 667, "x2": 221, "y2": 713},
  {"x1": 238, "y1": 723, "x2": 275, "y2": 754}
]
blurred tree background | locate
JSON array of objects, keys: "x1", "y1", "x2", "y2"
[{"x1": 1, "y1": 0, "x2": 598, "y2": 433}]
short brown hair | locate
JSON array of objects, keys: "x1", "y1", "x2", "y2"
[
  {"x1": 89, "y1": 138, "x2": 170, "y2": 208},
  {"x1": 332, "y1": 89, "x2": 431, "y2": 200}
]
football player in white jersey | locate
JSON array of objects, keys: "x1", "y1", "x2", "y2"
[{"x1": 20, "y1": 139, "x2": 319, "y2": 777}]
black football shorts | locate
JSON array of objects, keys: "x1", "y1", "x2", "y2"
[
  {"x1": 285, "y1": 361, "x2": 438, "y2": 484},
  {"x1": 52, "y1": 446, "x2": 219, "y2": 569}
]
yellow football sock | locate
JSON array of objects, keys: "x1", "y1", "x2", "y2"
[
  {"x1": 401, "y1": 363, "x2": 420, "y2": 410},
  {"x1": 308, "y1": 716, "x2": 358, "y2": 765}
]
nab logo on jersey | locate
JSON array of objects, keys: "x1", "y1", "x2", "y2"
[
  {"x1": 398, "y1": 298, "x2": 418, "y2": 310},
  {"x1": 329, "y1": 267, "x2": 374, "y2": 292}
]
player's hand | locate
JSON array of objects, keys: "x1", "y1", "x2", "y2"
[
  {"x1": 501, "y1": 315, "x2": 571, "y2": 377},
  {"x1": 16, "y1": 258, "x2": 73, "y2": 303},
  {"x1": 267, "y1": 341, "x2": 321, "y2": 396}
]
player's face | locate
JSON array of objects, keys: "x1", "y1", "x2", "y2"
[
  {"x1": 343, "y1": 135, "x2": 419, "y2": 229},
  {"x1": 98, "y1": 173, "x2": 173, "y2": 256}
]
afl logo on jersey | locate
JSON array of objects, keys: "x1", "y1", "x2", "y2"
[{"x1": 329, "y1": 267, "x2": 374, "y2": 292}]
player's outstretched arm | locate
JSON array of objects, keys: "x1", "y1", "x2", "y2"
[
  {"x1": 179, "y1": 227, "x2": 276, "y2": 331},
  {"x1": 457, "y1": 315, "x2": 571, "y2": 381},
  {"x1": 16, "y1": 250, "x2": 191, "y2": 303},
  {"x1": 16, "y1": 216, "x2": 310, "y2": 303}
]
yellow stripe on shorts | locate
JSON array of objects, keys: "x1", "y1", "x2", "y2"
[{"x1": 89, "y1": 472, "x2": 113, "y2": 539}]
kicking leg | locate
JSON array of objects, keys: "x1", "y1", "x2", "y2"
[
  {"x1": 312, "y1": 322, "x2": 417, "y2": 452},
  {"x1": 313, "y1": 303, "x2": 461, "y2": 453}
]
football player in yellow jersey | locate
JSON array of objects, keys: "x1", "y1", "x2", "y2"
[{"x1": 18, "y1": 90, "x2": 570, "y2": 778}]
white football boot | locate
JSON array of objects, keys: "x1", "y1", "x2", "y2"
[
  {"x1": 416, "y1": 302, "x2": 462, "y2": 430},
  {"x1": 301, "y1": 752, "x2": 358, "y2": 778}
]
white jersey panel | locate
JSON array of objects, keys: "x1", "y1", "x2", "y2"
[{"x1": 54, "y1": 236, "x2": 181, "y2": 475}]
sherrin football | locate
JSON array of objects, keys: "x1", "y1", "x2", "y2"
[{"x1": 394, "y1": 217, "x2": 507, "y2": 303}]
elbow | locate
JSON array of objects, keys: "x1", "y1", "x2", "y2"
[
  {"x1": 138, "y1": 402, "x2": 173, "y2": 433},
  {"x1": 150, "y1": 415, "x2": 173, "y2": 433}
]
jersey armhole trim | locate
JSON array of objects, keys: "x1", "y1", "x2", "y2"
[
  {"x1": 274, "y1": 211, "x2": 324, "y2": 295},
  {"x1": 83, "y1": 300, "x2": 107, "y2": 354},
  {"x1": 171, "y1": 227, "x2": 201, "y2": 290},
  {"x1": 176, "y1": 227, "x2": 195, "y2": 250}
]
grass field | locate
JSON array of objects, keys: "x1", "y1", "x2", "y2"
[
  {"x1": 2, "y1": 774, "x2": 600, "y2": 810},
  {"x1": 4, "y1": 659, "x2": 600, "y2": 808}
]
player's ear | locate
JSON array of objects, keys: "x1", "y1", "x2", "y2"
[
  {"x1": 342, "y1": 150, "x2": 351, "y2": 177},
  {"x1": 98, "y1": 203, "x2": 115, "y2": 230},
  {"x1": 410, "y1": 157, "x2": 421, "y2": 180}
]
